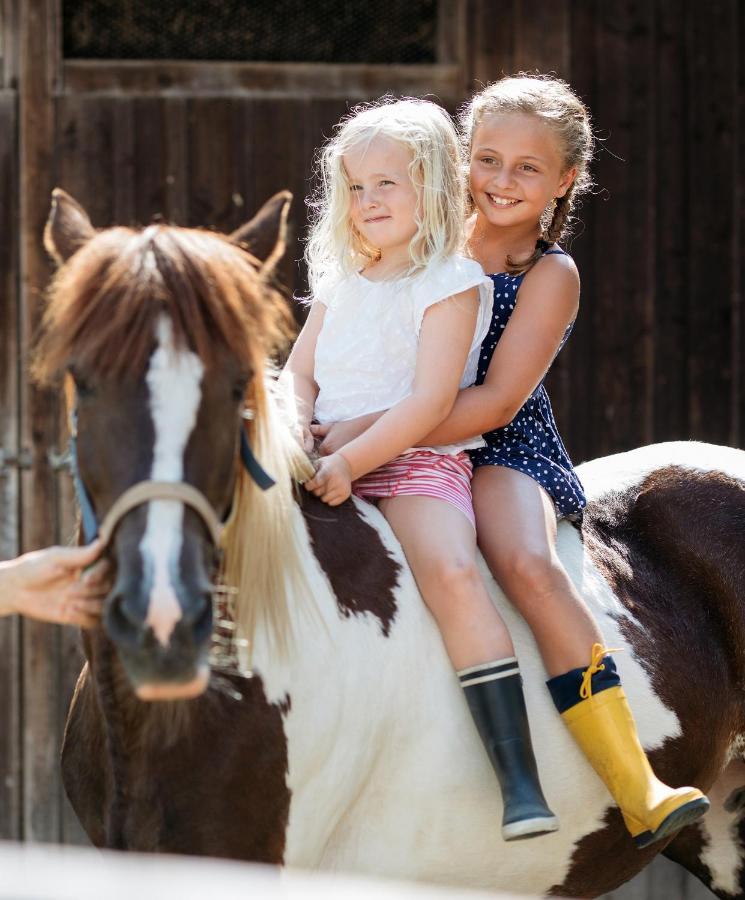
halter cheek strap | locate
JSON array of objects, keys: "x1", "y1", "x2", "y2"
[
  {"x1": 68, "y1": 412, "x2": 100, "y2": 546},
  {"x1": 240, "y1": 426, "x2": 275, "y2": 491},
  {"x1": 70, "y1": 404, "x2": 275, "y2": 547}
]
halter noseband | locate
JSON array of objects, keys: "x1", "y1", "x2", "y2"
[{"x1": 70, "y1": 405, "x2": 275, "y2": 548}]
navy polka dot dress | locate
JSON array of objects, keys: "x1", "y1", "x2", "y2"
[{"x1": 468, "y1": 249, "x2": 586, "y2": 520}]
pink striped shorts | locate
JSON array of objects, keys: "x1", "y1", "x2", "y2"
[{"x1": 352, "y1": 450, "x2": 475, "y2": 527}]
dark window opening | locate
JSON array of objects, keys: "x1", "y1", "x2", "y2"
[{"x1": 63, "y1": 1, "x2": 438, "y2": 64}]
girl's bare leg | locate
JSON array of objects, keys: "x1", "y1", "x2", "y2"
[
  {"x1": 472, "y1": 465, "x2": 603, "y2": 677},
  {"x1": 378, "y1": 494, "x2": 513, "y2": 667},
  {"x1": 470, "y1": 466, "x2": 710, "y2": 846},
  {"x1": 378, "y1": 493, "x2": 557, "y2": 840}
]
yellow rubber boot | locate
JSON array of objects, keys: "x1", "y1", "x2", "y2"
[{"x1": 559, "y1": 646, "x2": 709, "y2": 848}]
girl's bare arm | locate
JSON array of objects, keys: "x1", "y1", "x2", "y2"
[
  {"x1": 336, "y1": 288, "x2": 480, "y2": 479},
  {"x1": 315, "y1": 257, "x2": 580, "y2": 452},
  {"x1": 280, "y1": 302, "x2": 326, "y2": 450}
]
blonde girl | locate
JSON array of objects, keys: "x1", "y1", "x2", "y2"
[
  {"x1": 315, "y1": 76, "x2": 709, "y2": 848},
  {"x1": 284, "y1": 98, "x2": 558, "y2": 841}
]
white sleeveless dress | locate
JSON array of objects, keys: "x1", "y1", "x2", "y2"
[{"x1": 312, "y1": 254, "x2": 494, "y2": 526}]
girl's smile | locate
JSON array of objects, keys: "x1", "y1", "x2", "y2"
[{"x1": 486, "y1": 195, "x2": 521, "y2": 207}]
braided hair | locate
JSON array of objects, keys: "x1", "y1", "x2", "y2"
[{"x1": 460, "y1": 73, "x2": 594, "y2": 276}]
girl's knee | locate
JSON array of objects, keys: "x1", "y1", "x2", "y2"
[
  {"x1": 500, "y1": 547, "x2": 561, "y2": 597},
  {"x1": 431, "y1": 555, "x2": 482, "y2": 595},
  {"x1": 417, "y1": 555, "x2": 484, "y2": 617}
]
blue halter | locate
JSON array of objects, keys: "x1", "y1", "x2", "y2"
[{"x1": 69, "y1": 408, "x2": 275, "y2": 546}]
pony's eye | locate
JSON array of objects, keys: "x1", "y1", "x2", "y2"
[
  {"x1": 70, "y1": 367, "x2": 95, "y2": 398},
  {"x1": 232, "y1": 379, "x2": 248, "y2": 402}
]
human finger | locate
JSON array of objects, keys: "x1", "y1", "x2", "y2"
[
  {"x1": 74, "y1": 597, "x2": 104, "y2": 617},
  {"x1": 69, "y1": 604, "x2": 102, "y2": 629},
  {"x1": 61, "y1": 593, "x2": 104, "y2": 617},
  {"x1": 81, "y1": 558, "x2": 110, "y2": 587},
  {"x1": 62, "y1": 595, "x2": 102, "y2": 626},
  {"x1": 304, "y1": 476, "x2": 328, "y2": 496},
  {"x1": 53, "y1": 539, "x2": 105, "y2": 571},
  {"x1": 67, "y1": 581, "x2": 108, "y2": 602},
  {"x1": 310, "y1": 423, "x2": 331, "y2": 436}
]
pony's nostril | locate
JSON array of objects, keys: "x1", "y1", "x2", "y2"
[{"x1": 106, "y1": 594, "x2": 144, "y2": 649}]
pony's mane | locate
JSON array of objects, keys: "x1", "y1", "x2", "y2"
[
  {"x1": 222, "y1": 372, "x2": 316, "y2": 656},
  {"x1": 35, "y1": 221, "x2": 315, "y2": 654}
]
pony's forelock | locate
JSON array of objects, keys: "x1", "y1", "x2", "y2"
[{"x1": 33, "y1": 225, "x2": 293, "y2": 385}]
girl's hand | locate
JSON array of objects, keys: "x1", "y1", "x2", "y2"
[
  {"x1": 0, "y1": 541, "x2": 110, "y2": 628},
  {"x1": 311, "y1": 414, "x2": 380, "y2": 456},
  {"x1": 295, "y1": 421, "x2": 315, "y2": 453},
  {"x1": 304, "y1": 452, "x2": 353, "y2": 506}
]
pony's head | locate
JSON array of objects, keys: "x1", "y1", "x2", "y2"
[{"x1": 35, "y1": 189, "x2": 308, "y2": 700}]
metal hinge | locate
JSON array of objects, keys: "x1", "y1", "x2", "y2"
[
  {"x1": 0, "y1": 447, "x2": 34, "y2": 474},
  {"x1": 47, "y1": 447, "x2": 72, "y2": 472}
]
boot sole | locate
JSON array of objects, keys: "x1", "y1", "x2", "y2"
[
  {"x1": 503, "y1": 815, "x2": 559, "y2": 841},
  {"x1": 633, "y1": 797, "x2": 710, "y2": 849}
]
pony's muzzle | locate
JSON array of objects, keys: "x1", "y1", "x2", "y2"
[{"x1": 105, "y1": 581, "x2": 213, "y2": 697}]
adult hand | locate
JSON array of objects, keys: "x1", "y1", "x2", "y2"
[
  {"x1": 303, "y1": 452, "x2": 353, "y2": 506},
  {"x1": 0, "y1": 540, "x2": 109, "y2": 628}
]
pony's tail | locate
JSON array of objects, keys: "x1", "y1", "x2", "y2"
[{"x1": 221, "y1": 370, "x2": 317, "y2": 659}]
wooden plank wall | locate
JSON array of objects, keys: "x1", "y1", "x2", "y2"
[
  {"x1": 556, "y1": 1, "x2": 742, "y2": 463},
  {"x1": 0, "y1": 2, "x2": 742, "y2": 898}
]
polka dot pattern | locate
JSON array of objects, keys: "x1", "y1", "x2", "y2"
[{"x1": 468, "y1": 252, "x2": 587, "y2": 519}]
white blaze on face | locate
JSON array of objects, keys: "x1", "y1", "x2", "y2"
[{"x1": 140, "y1": 316, "x2": 205, "y2": 647}]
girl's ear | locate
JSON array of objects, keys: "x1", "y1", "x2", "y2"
[{"x1": 556, "y1": 167, "x2": 577, "y2": 199}]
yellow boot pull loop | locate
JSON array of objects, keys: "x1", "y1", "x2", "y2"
[{"x1": 580, "y1": 643, "x2": 622, "y2": 700}]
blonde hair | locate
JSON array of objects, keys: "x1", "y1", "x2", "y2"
[
  {"x1": 460, "y1": 73, "x2": 595, "y2": 275},
  {"x1": 306, "y1": 98, "x2": 465, "y2": 295},
  {"x1": 221, "y1": 370, "x2": 316, "y2": 658}
]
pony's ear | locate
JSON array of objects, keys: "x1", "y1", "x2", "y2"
[
  {"x1": 44, "y1": 189, "x2": 97, "y2": 265},
  {"x1": 229, "y1": 191, "x2": 292, "y2": 276}
]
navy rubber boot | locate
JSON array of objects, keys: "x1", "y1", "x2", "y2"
[{"x1": 459, "y1": 660, "x2": 558, "y2": 841}]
